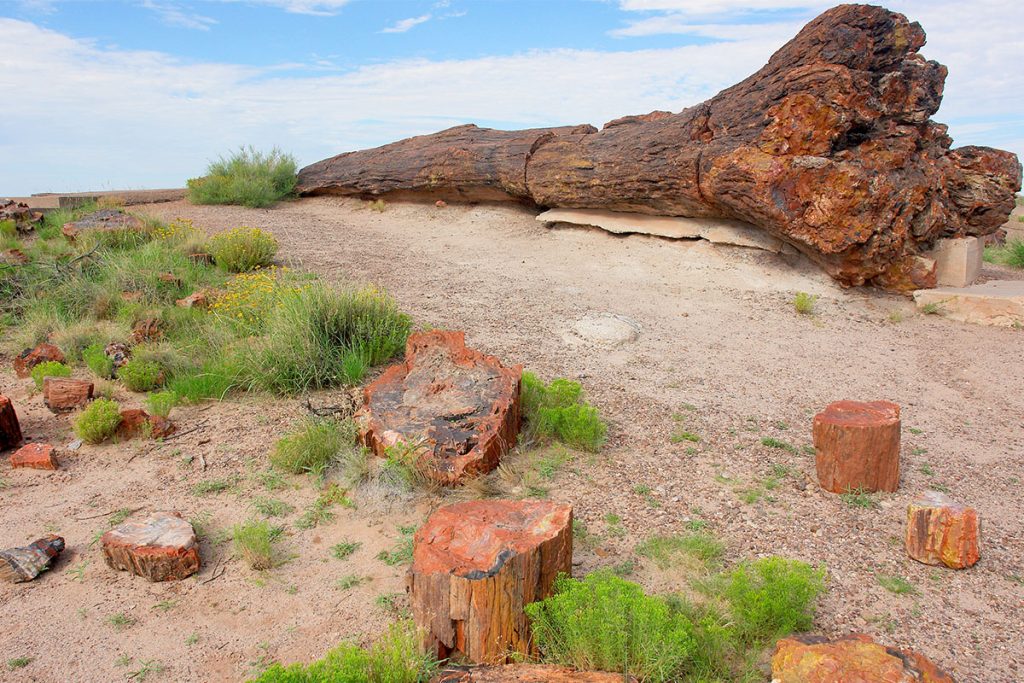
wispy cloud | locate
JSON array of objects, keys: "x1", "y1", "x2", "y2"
[
  {"x1": 141, "y1": 1, "x2": 218, "y2": 31},
  {"x1": 381, "y1": 14, "x2": 432, "y2": 33},
  {"x1": 242, "y1": 0, "x2": 351, "y2": 14}
]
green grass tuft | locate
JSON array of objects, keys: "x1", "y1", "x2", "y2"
[
  {"x1": 983, "y1": 239, "x2": 1024, "y2": 269},
  {"x1": 144, "y1": 390, "x2": 179, "y2": 418},
  {"x1": 270, "y1": 418, "x2": 355, "y2": 476},
  {"x1": 232, "y1": 519, "x2": 284, "y2": 570},
  {"x1": 636, "y1": 533, "x2": 725, "y2": 570},
  {"x1": 187, "y1": 147, "x2": 297, "y2": 209},
  {"x1": 119, "y1": 358, "x2": 163, "y2": 392},
  {"x1": 520, "y1": 372, "x2": 606, "y2": 452},
  {"x1": 793, "y1": 291, "x2": 819, "y2": 315},
  {"x1": 82, "y1": 343, "x2": 114, "y2": 379},
  {"x1": 30, "y1": 360, "x2": 71, "y2": 389},
  {"x1": 722, "y1": 557, "x2": 826, "y2": 646},
  {"x1": 73, "y1": 398, "x2": 122, "y2": 444},
  {"x1": 877, "y1": 574, "x2": 916, "y2": 595}
]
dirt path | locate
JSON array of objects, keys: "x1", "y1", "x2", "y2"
[{"x1": 2, "y1": 196, "x2": 1021, "y2": 682}]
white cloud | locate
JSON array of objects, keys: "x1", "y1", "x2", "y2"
[
  {"x1": 141, "y1": 1, "x2": 218, "y2": 30},
  {"x1": 618, "y1": 0, "x2": 825, "y2": 13},
  {"x1": 381, "y1": 14, "x2": 432, "y2": 34},
  {"x1": 240, "y1": 0, "x2": 351, "y2": 15}
]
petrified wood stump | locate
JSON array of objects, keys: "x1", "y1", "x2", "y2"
[
  {"x1": 13, "y1": 342, "x2": 65, "y2": 378},
  {"x1": 358, "y1": 330, "x2": 522, "y2": 485},
  {"x1": 431, "y1": 665, "x2": 634, "y2": 682},
  {"x1": 43, "y1": 377, "x2": 94, "y2": 413},
  {"x1": 813, "y1": 400, "x2": 901, "y2": 493},
  {"x1": 297, "y1": 5, "x2": 1021, "y2": 291},
  {"x1": 10, "y1": 443, "x2": 58, "y2": 470},
  {"x1": 101, "y1": 512, "x2": 200, "y2": 582},
  {"x1": 772, "y1": 634, "x2": 954, "y2": 683},
  {"x1": 0, "y1": 395, "x2": 23, "y2": 451},
  {"x1": 906, "y1": 491, "x2": 980, "y2": 569},
  {"x1": 409, "y1": 499, "x2": 573, "y2": 664}
]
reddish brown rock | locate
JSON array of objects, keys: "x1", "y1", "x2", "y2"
[
  {"x1": 2, "y1": 248, "x2": 30, "y2": 265},
  {"x1": 296, "y1": 6, "x2": 1020, "y2": 292},
  {"x1": 409, "y1": 499, "x2": 573, "y2": 664},
  {"x1": 10, "y1": 443, "x2": 58, "y2": 470},
  {"x1": 13, "y1": 342, "x2": 65, "y2": 378},
  {"x1": 0, "y1": 395, "x2": 24, "y2": 451},
  {"x1": 61, "y1": 209, "x2": 145, "y2": 242},
  {"x1": 813, "y1": 400, "x2": 901, "y2": 493},
  {"x1": 431, "y1": 665, "x2": 633, "y2": 682},
  {"x1": 434, "y1": 200, "x2": 448, "y2": 208},
  {"x1": 101, "y1": 511, "x2": 200, "y2": 581},
  {"x1": 772, "y1": 634, "x2": 955, "y2": 683},
  {"x1": 121, "y1": 290, "x2": 144, "y2": 303},
  {"x1": 906, "y1": 491, "x2": 981, "y2": 569},
  {"x1": 357, "y1": 330, "x2": 522, "y2": 485},
  {"x1": 176, "y1": 291, "x2": 209, "y2": 309},
  {"x1": 158, "y1": 272, "x2": 182, "y2": 287},
  {"x1": 43, "y1": 377, "x2": 94, "y2": 412},
  {"x1": 131, "y1": 317, "x2": 162, "y2": 344},
  {"x1": 114, "y1": 409, "x2": 174, "y2": 440},
  {"x1": 0, "y1": 535, "x2": 65, "y2": 583},
  {"x1": 0, "y1": 200, "x2": 44, "y2": 232}
]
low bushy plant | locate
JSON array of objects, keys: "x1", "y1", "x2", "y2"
[
  {"x1": 187, "y1": 147, "x2": 297, "y2": 209},
  {"x1": 144, "y1": 390, "x2": 179, "y2": 418},
  {"x1": 270, "y1": 418, "x2": 356, "y2": 475},
  {"x1": 119, "y1": 358, "x2": 163, "y2": 392},
  {"x1": 521, "y1": 372, "x2": 606, "y2": 452},
  {"x1": 74, "y1": 398, "x2": 122, "y2": 444},
  {"x1": 82, "y1": 343, "x2": 114, "y2": 379},
  {"x1": 30, "y1": 360, "x2": 71, "y2": 389},
  {"x1": 209, "y1": 227, "x2": 279, "y2": 273},
  {"x1": 232, "y1": 519, "x2": 283, "y2": 570},
  {"x1": 984, "y1": 239, "x2": 1024, "y2": 269},
  {"x1": 793, "y1": 291, "x2": 819, "y2": 315},
  {"x1": 167, "y1": 357, "x2": 240, "y2": 403},
  {"x1": 722, "y1": 556, "x2": 826, "y2": 645}
]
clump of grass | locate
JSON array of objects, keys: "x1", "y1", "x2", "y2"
[
  {"x1": 252, "y1": 497, "x2": 294, "y2": 517},
  {"x1": 840, "y1": 487, "x2": 878, "y2": 509},
  {"x1": 119, "y1": 358, "x2": 163, "y2": 392},
  {"x1": 144, "y1": 389, "x2": 178, "y2": 418},
  {"x1": 187, "y1": 147, "x2": 297, "y2": 209},
  {"x1": 520, "y1": 372, "x2": 606, "y2": 452},
  {"x1": 636, "y1": 533, "x2": 724, "y2": 570},
  {"x1": 920, "y1": 301, "x2": 942, "y2": 315},
  {"x1": 208, "y1": 226, "x2": 279, "y2": 272},
  {"x1": 877, "y1": 574, "x2": 916, "y2": 595},
  {"x1": 30, "y1": 360, "x2": 71, "y2": 389},
  {"x1": 722, "y1": 557, "x2": 826, "y2": 645},
  {"x1": 82, "y1": 343, "x2": 114, "y2": 379},
  {"x1": 192, "y1": 477, "x2": 237, "y2": 496},
  {"x1": 331, "y1": 541, "x2": 362, "y2": 560},
  {"x1": 295, "y1": 484, "x2": 354, "y2": 529},
  {"x1": 73, "y1": 398, "x2": 122, "y2": 444},
  {"x1": 336, "y1": 574, "x2": 366, "y2": 591},
  {"x1": 376, "y1": 526, "x2": 415, "y2": 566},
  {"x1": 107, "y1": 612, "x2": 136, "y2": 630},
  {"x1": 7, "y1": 657, "x2": 32, "y2": 670},
  {"x1": 167, "y1": 357, "x2": 240, "y2": 403},
  {"x1": 760, "y1": 436, "x2": 797, "y2": 454},
  {"x1": 984, "y1": 239, "x2": 1024, "y2": 269},
  {"x1": 793, "y1": 291, "x2": 819, "y2": 315},
  {"x1": 271, "y1": 418, "x2": 355, "y2": 476},
  {"x1": 671, "y1": 429, "x2": 701, "y2": 444},
  {"x1": 232, "y1": 519, "x2": 284, "y2": 570}
]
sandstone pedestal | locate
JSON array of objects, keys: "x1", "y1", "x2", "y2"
[
  {"x1": 772, "y1": 634, "x2": 954, "y2": 683},
  {"x1": 358, "y1": 330, "x2": 522, "y2": 485},
  {"x1": 10, "y1": 443, "x2": 58, "y2": 470},
  {"x1": 13, "y1": 343, "x2": 65, "y2": 378},
  {"x1": 43, "y1": 377, "x2": 94, "y2": 412},
  {"x1": 0, "y1": 395, "x2": 23, "y2": 451},
  {"x1": 813, "y1": 401, "x2": 901, "y2": 493},
  {"x1": 906, "y1": 491, "x2": 980, "y2": 569},
  {"x1": 925, "y1": 237, "x2": 982, "y2": 287},
  {"x1": 913, "y1": 280, "x2": 1024, "y2": 327},
  {"x1": 101, "y1": 512, "x2": 200, "y2": 581},
  {"x1": 409, "y1": 499, "x2": 573, "y2": 664},
  {"x1": 431, "y1": 665, "x2": 634, "y2": 682}
]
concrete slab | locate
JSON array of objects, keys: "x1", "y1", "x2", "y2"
[
  {"x1": 913, "y1": 280, "x2": 1024, "y2": 327},
  {"x1": 925, "y1": 236, "x2": 982, "y2": 287}
]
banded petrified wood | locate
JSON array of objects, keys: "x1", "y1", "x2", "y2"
[
  {"x1": 0, "y1": 395, "x2": 22, "y2": 452},
  {"x1": 298, "y1": 5, "x2": 1021, "y2": 291},
  {"x1": 101, "y1": 512, "x2": 200, "y2": 582},
  {"x1": 409, "y1": 500, "x2": 573, "y2": 665},
  {"x1": 906, "y1": 491, "x2": 981, "y2": 569},
  {"x1": 772, "y1": 634, "x2": 955, "y2": 683},
  {"x1": 813, "y1": 400, "x2": 901, "y2": 493}
]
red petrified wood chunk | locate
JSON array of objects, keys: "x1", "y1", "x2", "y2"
[
  {"x1": 0, "y1": 535, "x2": 65, "y2": 583},
  {"x1": 409, "y1": 499, "x2": 573, "y2": 665},
  {"x1": 430, "y1": 665, "x2": 635, "y2": 682},
  {"x1": 357, "y1": 330, "x2": 522, "y2": 485},
  {"x1": 43, "y1": 377, "x2": 94, "y2": 412},
  {"x1": 906, "y1": 490, "x2": 981, "y2": 569},
  {"x1": 176, "y1": 291, "x2": 209, "y2": 309},
  {"x1": 101, "y1": 512, "x2": 200, "y2": 582},
  {"x1": 10, "y1": 443, "x2": 58, "y2": 470},
  {"x1": 772, "y1": 634, "x2": 954, "y2": 683},
  {"x1": 0, "y1": 395, "x2": 23, "y2": 451},
  {"x1": 131, "y1": 317, "x2": 162, "y2": 344},
  {"x1": 813, "y1": 400, "x2": 901, "y2": 493},
  {"x1": 62, "y1": 209, "x2": 144, "y2": 241},
  {"x1": 13, "y1": 342, "x2": 66, "y2": 378},
  {"x1": 115, "y1": 409, "x2": 176, "y2": 440}
]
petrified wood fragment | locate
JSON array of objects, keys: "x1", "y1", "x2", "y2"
[
  {"x1": 0, "y1": 200, "x2": 43, "y2": 232},
  {"x1": 62, "y1": 209, "x2": 144, "y2": 242},
  {"x1": 813, "y1": 400, "x2": 901, "y2": 493},
  {"x1": 409, "y1": 499, "x2": 573, "y2": 665},
  {"x1": 431, "y1": 665, "x2": 634, "y2": 682},
  {"x1": 0, "y1": 535, "x2": 65, "y2": 583},
  {"x1": 13, "y1": 342, "x2": 65, "y2": 378},
  {"x1": 101, "y1": 511, "x2": 200, "y2": 581},
  {"x1": 906, "y1": 491, "x2": 980, "y2": 569},
  {"x1": 772, "y1": 634, "x2": 955, "y2": 683},
  {"x1": 297, "y1": 5, "x2": 1021, "y2": 291},
  {"x1": 0, "y1": 395, "x2": 23, "y2": 451},
  {"x1": 10, "y1": 443, "x2": 58, "y2": 470},
  {"x1": 357, "y1": 330, "x2": 522, "y2": 485},
  {"x1": 43, "y1": 377, "x2": 94, "y2": 412}
]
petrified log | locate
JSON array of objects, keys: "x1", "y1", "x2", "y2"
[
  {"x1": 431, "y1": 665, "x2": 633, "y2": 682},
  {"x1": 62, "y1": 209, "x2": 144, "y2": 242},
  {"x1": 772, "y1": 634, "x2": 955, "y2": 683},
  {"x1": 906, "y1": 491, "x2": 980, "y2": 569},
  {"x1": 43, "y1": 377, "x2": 94, "y2": 412},
  {"x1": 409, "y1": 499, "x2": 573, "y2": 664},
  {"x1": 297, "y1": 5, "x2": 1021, "y2": 291},
  {"x1": 115, "y1": 409, "x2": 175, "y2": 440},
  {"x1": 0, "y1": 395, "x2": 23, "y2": 451},
  {"x1": 357, "y1": 330, "x2": 522, "y2": 485},
  {"x1": 13, "y1": 342, "x2": 65, "y2": 378},
  {"x1": 813, "y1": 400, "x2": 900, "y2": 493},
  {"x1": 0, "y1": 535, "x2": 65, "y2": 583},
  {"x1": 101, "y1": 511, "x2": 200, "y2": 581},
  {"x1": 10, "y1": 443, "x2": 58, "y2": 470}
]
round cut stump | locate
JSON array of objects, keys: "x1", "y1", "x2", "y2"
[
  {"x1": 43, "y1": 377, "x2": 94, "y2": 412},
  {"x1": 409, "y1": 499, "x2": 573, "y2": 664},
  {"x1": 906, "y1": 490, "x2": 980, "y2": 569},
  {"x1": 812, "y1": 400, "x2": 901, "y2": 493},
  {"x1": 101, "y1": 512, "x2": 200, "y2": 582}
]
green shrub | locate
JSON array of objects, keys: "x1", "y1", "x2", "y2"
[
  {"x1": 521, "y1": 372, "x2": 606, "y2": 452},
  {"x1": 232, "y1": 519, "x2": 283, "y2": 570},
  {"x1": 187, "y1": 147, "x2": 297, "y2": 209},
  {"x1": 722, "y1": 557, "x2": 825, "y2": 645},
  {"x1": 208, "y1": 227, "x2": 279, "y2": 273},
  {"x1": 271, "y1": 418, "x2": 355, "y2": 475},
  {"x1": 119, "y1": 358, "x2": 163, "y2": 392},
  {"x1": 144, "y1": 390, "x2": 179, "y2": 418},
  {"x1": 74, "y1": 398, "x2": 122, "y2": 444},
  {"x1": 83, "y1": 343, "x2": 114, "y2": 379},
  {"x1": 526, "y1": 571, "x2": 695, "y2": 682},
  {"x1": 30, "y1": 361, "x2": 71, "y2": 389},
  {"x1": 793, "y1": 292, "x2": 819, "y2": 315}
]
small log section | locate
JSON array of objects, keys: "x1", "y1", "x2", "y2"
[
  {"x1": 13, "y1": 342, "x2": 65, "y2": 378},
  {"x1": 906, "y1": 490, "x2": 981, "y2": 569},
  {"x1": 409, "y1": 499, "x2": 573, "y2": 665},
  {"x1": 10, "y1": 443, "x2": 58, "y2": 470},
  {"x1": 101, "y1": 512, "x2": 200, "y2": 582},
  {"x1": 43, "y1": 377, "x2": 94, "y2": 412},
  {"x1": 431, "y1": 665, "x2": 634, "y2": 682},
  {"x1": 813, "y1": 400, "x2": 901, "y2": 493},
  {"x1": 772, "y1": 634, "x2": 954, "y2": 683},
  {"x1": 0, "y1": 395, "x2": 23, "y2": 452}
]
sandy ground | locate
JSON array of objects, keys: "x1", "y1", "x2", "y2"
[{"x1": 1, "y1": 196, "x2": 1022, "y2": 682}]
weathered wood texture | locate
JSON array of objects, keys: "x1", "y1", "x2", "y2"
[
  {"x1": 101, "y1": 512, "x2": 200, "y2": 582},
  {"x1": 431, "y1": 665, "x2": 634, "y2": 682},
  {"x1": 297, "y1": 5, "x2": 1021, "y2": 291},
  {"x1": 772, "y1": 634, "x2": 955, "y2": 683},
  {"x1": 409, "y1": 500, "x2": 573, "y2": 665},
  {"x1": 0, "y1": 536, "x2": 65, "y2": 583},
  {"x1": 0, "y1": 395, "x2": 23, "y2": 452},
  {"x1": 13, "y1": 342, "x2": 65, "y2": 378},
  {"x1": 813, "y1": 400, "x2": 901, "y2": 493},
  {"x1": 906, "y1": 491, "x2": 981, "y2": 569},
  {"x1": 43, "y1": 377, "x2": 94, "y2": 412}
]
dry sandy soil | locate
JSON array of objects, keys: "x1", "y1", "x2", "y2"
[{"x1": 1, "y1": 196, "x2": 1022, "y2": 682}]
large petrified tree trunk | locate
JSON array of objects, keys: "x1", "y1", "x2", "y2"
[{"x1": 297, "y1": 4, "x2": 1021, "y2": 291}]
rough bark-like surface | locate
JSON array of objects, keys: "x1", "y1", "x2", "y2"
[
  {"x1": 10, "y1": 443, "x2": 58, "y2": 470},
  {"x1": 62, "y1": 209, "x2": 144, "y2": 241},
  {"x1": 813, "y1": 400, "x2": 901, "y2": 493},
  {"x1": 0, "y1": 535, "x2": 65, "y2": 583},
  {"x1": 101, "y1": 512, "x2": 200, "y2": 582},
  {"x1": 357, "y1": 330, "x2": 522, "y2": 485},
  {"x1": 430, "y1": 665, "x2": 633, "y2": 682},
  {"x1": 0, "y1": 395, "x2": 23, "y2": 452},
  {"x1": 772, "y1": 634, "x2": 955, "y2": 682},
  {"x1": 906, "y1": 490, "x2": 981, "y2": 569},
  {"x1": 43, "y1": 377, "x2": 94, "y2": 412},
  {"x1": 409, "y1": 499, "x2": 573, "y2": 665},
  {"x1": 13, "y1": 342, "x2": 65, "y2": 378},
  {"x1": 115, "y1": 409, "x2": 176, "y2": 440},
  {"x1": 0, "y1": 200, "x2": 44, "y2": 232},
  {"x1": 297, "y1": 5, "x2": 1021, "y2": 291}
]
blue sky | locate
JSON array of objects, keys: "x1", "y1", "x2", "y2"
[{"x1": 1, "y1": 0, "x2": 1021, "y2": 195}]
